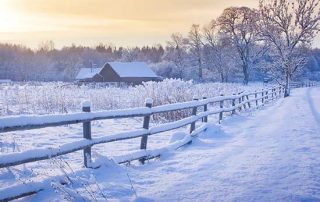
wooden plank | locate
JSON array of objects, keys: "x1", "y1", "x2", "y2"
[
  {"x1": 0, "y1": 111, "x2": 150, "y2": 134},
  {"x1": 219, "y1": 94, "x2": 224, "y2": 124},
  {"x1": 242, "y1": 95, "x2": 247, "y2": 109},
  {"x1": 238, "y1": 92, "x2": 242, "y2": 111},
  {"x1": 232, "y1": 94, "x2": 236, "y2": 115},
  {"x1": 140, "y1": 99, "x2": 152, "y2": 164},
  {"x1": 246, "y1": 95, "x2": 251, "y2": 108},
  {"x1": 82, "y1": 102, "x2": 92, "y2": 168},
  {"x1": 203, "y1": 97, "x2": 208, "y2": 122},
  {"x1": 190, "y1": 98, "x2": 198, "y2": 133}
]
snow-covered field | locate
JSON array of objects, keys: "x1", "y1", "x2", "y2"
[{"x1": 3, "y1": 81, "x2": 316, "y2": 201}]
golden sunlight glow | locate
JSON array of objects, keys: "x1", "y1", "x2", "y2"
[
  {"x1": 0, "y1": 1, "x2": 22, "y2": 32},
  {"x1": 5, "y1": 0, "x2": 319, "y2": 48}
]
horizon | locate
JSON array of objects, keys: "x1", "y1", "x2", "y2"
[{"x1": 1, "y1": 0, "x2": 319, "y2": 49}]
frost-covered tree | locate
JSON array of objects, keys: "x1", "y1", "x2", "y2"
[
  {"x1": 218, "y1": 7, "x2": 260, "y2": 84},
  {"x1": 38, "y1": 40, "x2": 55, "y2": 53},
  {"x1": 203, "y1": 20, "x2": 237, "y2": 82},
  {"x1": 165, "y1": 33, "x2": 189, "y2": 78},
  {"x1": 188, "y1": 24, "x2": 204, "y2": 81},
  {"x1": 259, "y1": 0, "x2": 320, "y2": 97}
]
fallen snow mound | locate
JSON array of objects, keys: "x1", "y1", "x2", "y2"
[
  {"x1": 200, "y1": 124, "x2": 227, "y2": 139},
  {"x1": 169, "y1": 131, "x2": 188, "y2": 143}
]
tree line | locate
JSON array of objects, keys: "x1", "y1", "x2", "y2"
[{"x1": 0, "y1": 0, "x2": 319, "y2": 96}]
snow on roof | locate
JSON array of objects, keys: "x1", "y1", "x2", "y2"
[
  {"x1": 76, "y1": 68, "x2": 102, "y2": 80},
  {"x1": 107, "y1": 62, "x2": 158, "y2": 78},
  {"x1": 76, "y1": 62, "x2": 158, "y2": 80}
]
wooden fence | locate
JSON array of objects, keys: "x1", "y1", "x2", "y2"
[
  {"x1": 0, "y1": 85, "x2": 291, "y2": 201},
  {"x1": 290, "y1": 81, "x2": 316, "y2": 88}
]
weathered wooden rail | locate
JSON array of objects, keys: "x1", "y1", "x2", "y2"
[{"x1": 0, "y1": 85, "x2": 290, "y2": 201}]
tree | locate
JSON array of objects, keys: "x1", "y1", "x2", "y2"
[
  {"x1": 259, "y1": 0, "x2": 320, "y2": 97},
  {"x1": 203, "y1": 20, "x2": 237, "y2": 82},
  {"x1": 165, "y1": 33, "x2": 188, "y2": 78},
  {"x1": 188, "y1": 24, "x2": 204, "y2": 81},
  {"x1": 121, "y1": 47, "x2": 140, "y2": 62},
  {"x1": 218, "y1": 7, "x2": 260, "y2": 84},
  {"x1": 38, "y1": 40, "x2": 55, "y2": 53}
]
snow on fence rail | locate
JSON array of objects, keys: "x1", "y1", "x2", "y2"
[{"x1": 0, "y1": 85, "x2": 293, "y2": 201}]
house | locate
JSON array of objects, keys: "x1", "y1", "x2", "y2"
[{"x1": 76, "y1": 62, "x2": 160, "y2": 85}]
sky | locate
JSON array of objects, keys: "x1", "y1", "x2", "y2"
[{"x1": 0, "y1": 0, "x2": 319, "y2": 49}]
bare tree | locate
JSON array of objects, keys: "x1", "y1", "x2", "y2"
[
  {"x1": 165, "y1": 33, "x2": 188, "y2": 78},
  {"x1": 38, "y1": 40, "x2": 55, "y2": 53},
  {"x1": 121, "y1": 47, "x2": 140, "y2": 62},
  {"x1": 188, "y1": 24, "x2": 204, "y2": 81},
  {"x1": 259, "y1": 0, "x2": 320, "y2": 97},
  {"x1": 218, "y1": 7, "x2": 260, "y2": 85},
  {"x1": 203, "y1": 20, "x2": 237, "y2": 82}
]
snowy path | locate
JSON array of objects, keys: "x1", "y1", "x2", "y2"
[
  {"x1": 12, "y1": 87, "x2": 320, "y2": 201},
  {"x1": 120, "y1": 87, "x2": 320, "y2": 201}
]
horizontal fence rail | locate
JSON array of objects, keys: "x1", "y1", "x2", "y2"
[{"x1": 2, "y1": 84, "x2": 310, "y2": 201}]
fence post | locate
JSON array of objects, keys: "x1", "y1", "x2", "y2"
[
  {"x1": 255, "y1": 91, "x2": 258, "y2": 108},
  {"x1": 203, "y1": 97, "x2": 208, "y2": 123},
  {"x1": 242, "y1": 95, "x2": 247, "y2": 110},
  {"x1": 140, "y1": 98, "x2": 153, "y2": 164},
  {"x1": 266, "y1": 90, "x2": 269, "y2": 102},
  {"x1": 82, "y1": 101, "x2": 92, "y2": 168},
  {"x1": 238, "y1": 92, "x2": 242, "y2": 111},
  {"x1": 219, "y1": 94, "x2": 224, "y2": 124},
  {"x1": 246, "y1": 95, "x2": 251, "y2": 108},
  {"x1": 279, "y1": 86, "x2": 281, "y2": 97},
  {"x1": 262, "y1": 90, "x2": 265, "y2": 104},
  {"x1": 232, "y1": 94, "x2": 236, "y2": 115},
  {"x1": 190, "y1": 98, "x2": 198, "y2": 133}
]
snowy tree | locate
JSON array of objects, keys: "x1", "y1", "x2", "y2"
[
  {"x1": 188, "y1": 24, "x2": 204, "y2": 81},
  {"x1": 203, "y1": 20, "x2": 237, "y2": 82},
  {"x1": 38, "y1": 40, "x2": 55, "y2": 53},
  {"x1": 217, "y1": 7, "x2": 261, "y2": 84},
  {"x1": 164, "y1": 33, "x2": 189, "y2": 78},
  {"x1": 259, "y1": 0, "x2": 320, "y2": 97}
]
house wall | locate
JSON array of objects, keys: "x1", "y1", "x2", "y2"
[
  {"x1": 79, "y1": 75, "x2": 103, "y2": 82},
  {"x1": 99, "y1": 65, "x2": 121, "y2": 82},
  {"x1": 120, "y1": 77, "x2": 159, "y2": 85}
]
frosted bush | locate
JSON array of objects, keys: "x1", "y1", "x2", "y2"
[{"x1": 0, "y1": 79, "x2": 266, "y2": 122}]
